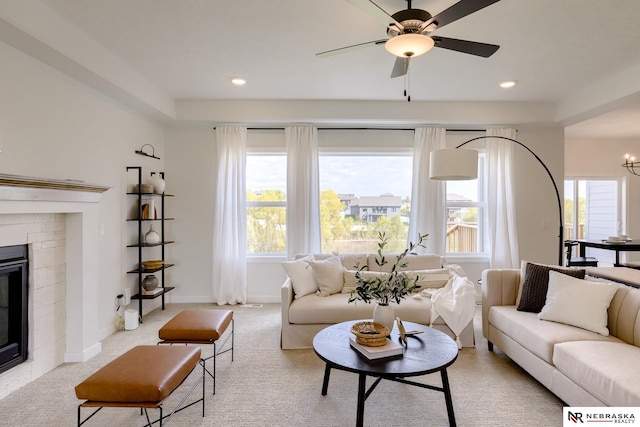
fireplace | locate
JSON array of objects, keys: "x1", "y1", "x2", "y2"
[
  {"x1": 0, "y1": 244, "x2": 28, "y2": 375},
  {"x1": 0, "y1": 173, "x2": 109, "y2": 398}
]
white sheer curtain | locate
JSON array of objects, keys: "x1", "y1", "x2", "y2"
[
  {"x1": 408, "y1": 127, "x2": 446, "y2": 255},
  {"x1": 486, "y1": 128, "x2": 520, "y2": 268},
  {"x1": 211, "y1": 126, "x2": 247, "y2": 305},
  {"x1": 285, "y1": 126, "x2": 321, "y2": 259}
]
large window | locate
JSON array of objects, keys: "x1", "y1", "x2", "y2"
[
  {"x1": 445, "y1": 153, "x2": 487, "y2": 254},
  {"x1": 246, "y1": 154, "x2": 286, "y2": 255},
  {"x1": 319, "y1": 154, "x2": 413, "y2": 254}
]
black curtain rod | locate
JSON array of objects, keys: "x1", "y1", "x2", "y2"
[{"x1": 213, "y1": 127, "x2": 487, "y2": 132}]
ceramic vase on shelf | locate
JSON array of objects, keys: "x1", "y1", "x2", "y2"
[
  {"x1": 373, "y1": 303, "x2": 395, "y2": 333},
  {"x1": 142, "y1": 275, "x2": 158, "y2": 291},
  {"x1": 144, "y1": 224, "x2": 161, "y2": 244},
  {"x1": 150, "y1": 172, "x2": 165, "y2": 195}
]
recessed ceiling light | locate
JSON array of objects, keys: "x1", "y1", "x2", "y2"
[
  {"x1": 230, "y1": 77, "x2": 246, "y2": 86},
  {"x1": 500, "y1": 80, "x2": 516, "y2": 88}
]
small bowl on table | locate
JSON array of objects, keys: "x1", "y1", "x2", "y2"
[{"x1": 351, "y1": 321, "x2": 390, "y2": 347}]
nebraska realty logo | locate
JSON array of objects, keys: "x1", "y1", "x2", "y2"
[{"x1": 564, "y1": 408, "x2": 637, "y2": 425}]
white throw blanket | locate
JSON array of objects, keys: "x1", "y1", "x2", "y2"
[{"x1": 429, "y1": 268, "x2": 476, "y2": 348}]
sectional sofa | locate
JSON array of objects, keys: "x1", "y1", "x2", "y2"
[
  {"x1": 482, "y1": 263, "x2": 640, "y2": 406},
  {"x1": 280, "y1": 253, "x2": 476, "y2": 350}
]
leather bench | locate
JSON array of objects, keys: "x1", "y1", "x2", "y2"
[
  {"x1": 75, "y1": 345, "x2": 204, "y2": 426},
  {"x1": 158, "y1": 309, "x2": 234, "y2": 394}
]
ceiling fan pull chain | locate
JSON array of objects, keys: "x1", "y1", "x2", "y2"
[{"x1": 407, "y1": 64, "x2": 411, "y2": 102}]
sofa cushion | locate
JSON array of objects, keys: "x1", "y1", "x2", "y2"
[
  {"x1": 553, "y1": 341, "x2": 640, "y2": 406},
  {"x1": 282, "y1": 255, "x2": 317, "y2": 299},
  {"x1": 489, "y1": 305, "x2": 620, "y2": 364},
  {"x1": 517, "y1": 262, "x2": 585, "y2": 313},
  {"x1": 296, "y1": 253, "x2": 368, "y2": 271},
  {"x1": 342, "y1": 270, "x2": 385, "y2": 294},
  {"x1": 342, "y1": 268, "x2": 450, "y2": 294},
  {"x1": 416, "y1": 268, "x2": 451, "y2": 288},
  {"x1": 539, "y1": 271, "x2": 618, "y2": 336},
  {"x1": 288, "y1": 292, "x2": 432, "y2": 325},
  {"x1": 371, "y1": 254, "x2": 442, "y2": 273},
  {"x1": 308, "y1": 256, "x2": 345, "y2": 296}
]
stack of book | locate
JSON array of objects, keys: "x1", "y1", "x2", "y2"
[
  {"x1": 142, "y1": 287, "x2": 163, "y2": 296},
  {"x1": 349, "y1": 337, "x2": 403, "y2": 360}
]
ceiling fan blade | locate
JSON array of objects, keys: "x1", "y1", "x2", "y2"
[
  {"x1": 432, "y1": 36, "x2": 499, "y2": 57},
  {"x1": 345, "y1": 0, "x2": 404, "y2": 31},
  {"x1": 316, "y1": 39, "x2": 387, "y2": 57},
  {"x1": 421, "y1": 0, "x2": 501, "y2": 31},
  {"x1": 390, "y1": 57, "x2": 409, "y2": 78}
]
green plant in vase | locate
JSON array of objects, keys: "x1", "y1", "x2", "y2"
[{"x1": 348, "y1": 232, "x2": 429, "y2": 331}]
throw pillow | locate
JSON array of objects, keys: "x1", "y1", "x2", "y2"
[
  {"x1": 342, "y1": 270, "x2": 386, "y2": 293},
  {"x1": 308, "y1": 256, "x2": 345, "y2": 296},
  {"x1": 414, "y1": 268, "x2": 451, "y2": 289},
  {"x1": 538, "y1": 271, "x2": 618, "y2": 336},
  {"x1": 281, "y1": 256, "x2": 317, "y2": 299},
  {"x1": 517, "y1": 262, "x2": 585, "y2": 313}
]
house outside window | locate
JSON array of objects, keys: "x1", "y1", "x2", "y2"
[{"x1": 319, "y1": 154, "x2": 412, "y2": 254}]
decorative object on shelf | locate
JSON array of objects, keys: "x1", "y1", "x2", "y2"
[
  {"x1": 141, "y1": 199, "x2": 156, "y2": 219},
  {"x1": 348, "y1": 232, "x2": 428, "y2": 332},
  {"x1": 140, "y1": 183, "x2": 154, "y2": 193},
  {"x1": 135, "y1": 143, "x2": 160, "y2": 160},
  {"x1": 144, "y1": 224, "x2": 161, "y2": 244},
  {"x1": 150, "y1": 172, "x2": 165, "y2": 194},
  {"x1": 623, "y1": 153, "x2": 640, "y2": 176},
  {"x1": 430, "y1": 135, "x2": 564, "y2": 266},
  {"x1": 350, "y1": 321, "x2": 390, "y2": 347},
  {"x1": 142, "y1": 275, "x2": 158, "y2": 291},
  {"x1": 141, "y1": 259, "x2": 164, "y2": 270}
]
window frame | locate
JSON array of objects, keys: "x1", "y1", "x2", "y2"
[{"x1": 246, "y1": 150, "x2": 287, "y2": 258}]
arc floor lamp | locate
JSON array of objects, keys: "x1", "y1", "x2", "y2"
[{"x1": 429, "y1": 135, "x2": 563, "y2": 266}]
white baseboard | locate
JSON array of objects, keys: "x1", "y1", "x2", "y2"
[{"x1": 64, "y1": 342, "x2": 102, "y2": 363}]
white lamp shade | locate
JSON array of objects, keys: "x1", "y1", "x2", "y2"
[
  {"x1": 429, "y1": 148, "x2": 479, "y2": 180},
  {"x1": 385, "y1": 34, "x2": 434, "y2": 58}
]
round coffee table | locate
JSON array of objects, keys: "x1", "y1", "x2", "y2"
[{"x1": 313, "y1": 320, "x2": 458, "y2": 427}]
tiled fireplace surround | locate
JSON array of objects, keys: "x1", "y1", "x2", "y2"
[{"x1": 0, "y1": 177, "x2": 107, "y2": 399}]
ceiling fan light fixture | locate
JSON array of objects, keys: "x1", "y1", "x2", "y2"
[{"x1": 385, "y1": 33, "x2": 434, "y2": 58}]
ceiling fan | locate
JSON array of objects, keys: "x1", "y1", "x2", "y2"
[{"x1": 317, "y1": 0, "x2": 502, "y2": 79}]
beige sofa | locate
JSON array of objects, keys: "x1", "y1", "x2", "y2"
[
  {"x1": 482, "y1": 267, "x2": 640, "y2": 406},
  {"x1": 281, "y1": 253, "x2": 475, "y2": 350}
]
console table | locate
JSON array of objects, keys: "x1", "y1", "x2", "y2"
[{"x1": 576, "y1": 239, "x2": 640, "y2": 267}]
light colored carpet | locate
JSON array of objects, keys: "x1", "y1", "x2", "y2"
[{"x1": 0, "y1": 303, "x2": 563, "y2": 426}]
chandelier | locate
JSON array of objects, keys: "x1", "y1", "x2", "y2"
[{"x1": 622, "y1": 153, "x2": 640, "y2": 176}]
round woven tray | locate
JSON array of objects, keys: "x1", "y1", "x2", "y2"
[{"x1": 351, "y1": 321, "x2": 390, "y2": 347}]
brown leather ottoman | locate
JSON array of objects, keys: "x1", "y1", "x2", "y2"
[
  {"x1": 75, "y1": 345, "x2": 204, "y2": 426},
  {"x1": 158, "y1": 309, "x2": 234, "y2": 394}
]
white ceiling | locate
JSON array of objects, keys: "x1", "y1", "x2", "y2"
[{"x1": 20, "y1": 0, "x2": 640, "y2": 136}]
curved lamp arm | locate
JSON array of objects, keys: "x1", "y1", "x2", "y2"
[{"x1": 433, "y1": 135, "x2": 563, "y2": 266}]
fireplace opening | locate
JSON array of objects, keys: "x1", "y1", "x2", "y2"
[{"x1": 0, "y1": 244, "x2": 28, "y2": 375}]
